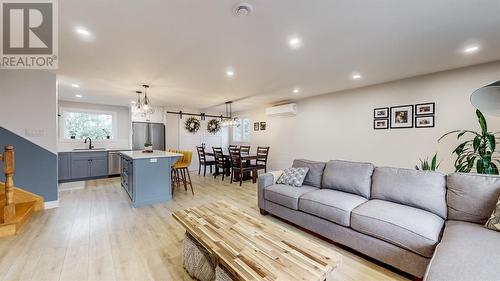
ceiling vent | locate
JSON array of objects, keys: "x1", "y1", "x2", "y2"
[
  {"x1": 266, "y1": 103, "x2": 298, "y2": 117},
  {"x1": 233, "y1": 3, "x2": 253, "y2": 17}
]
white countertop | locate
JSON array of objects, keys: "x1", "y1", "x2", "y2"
[
  {"x1": 120, "y1": 150, "x2": 183, "y2": 159},
  {"x1": 59, "y1": 148, "x2": 131, "y2": 153}
]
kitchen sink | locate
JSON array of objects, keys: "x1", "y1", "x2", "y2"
[{"x1": 72, "y1": 148, "x2": 106, "y2": 151}]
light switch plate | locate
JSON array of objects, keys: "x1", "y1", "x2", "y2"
[{"x1": 25, "y1": 128, "x2": 45, "y2": 137}]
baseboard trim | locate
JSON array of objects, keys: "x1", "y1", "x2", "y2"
[{"x1": 44, "y1": 200, "x2": 59, "y2": 209}]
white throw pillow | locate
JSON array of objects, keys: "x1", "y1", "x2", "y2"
[
  {"x1": 485, "y1": 195, "x2": 500, "y2": 232},
  {"x1": 276, "y1": 167, "x2": 309, "y2": 187}
]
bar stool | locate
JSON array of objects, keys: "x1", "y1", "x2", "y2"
[{"x1": 169, "y1": 149, "x2": 194, "y2": 195}]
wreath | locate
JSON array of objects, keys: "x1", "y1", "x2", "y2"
[
  {"x1": 207, "y1": 119, "x2": 221, "y2": 134},
  {"x1": 184, "y1": 117, "x2": 200, "y2": 133}
]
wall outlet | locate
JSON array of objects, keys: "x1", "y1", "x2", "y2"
[
  {"x1": 25, "y1": 128, "x2": 46, "y2": 137},
  {"x1": 150, "y1": 158, "x2": 157, "y2": 163}
]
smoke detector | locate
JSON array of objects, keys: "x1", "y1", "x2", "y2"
[{"x1": 233, "y1": 3, "x2": 253, "y2": 17}]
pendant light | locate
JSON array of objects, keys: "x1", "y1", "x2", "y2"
[
  {"x1": 142, "y1": 84, "x2": 154, "y2": 114},
  {"x1": 134, "y1": 90, "x2": 143, "y2": 112},
  {"x1": 221, "y1": 101, "x2": 239, "y2": 127}
]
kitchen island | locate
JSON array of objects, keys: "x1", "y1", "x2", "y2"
[{"x1": 120, "y1": 150, "x2": 182, "y2": 207}]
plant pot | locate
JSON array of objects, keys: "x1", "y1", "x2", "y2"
[{"x1": 144, "y1": 145, "x2": 153, "y2": 152}]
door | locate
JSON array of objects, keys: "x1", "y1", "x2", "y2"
[
  {"x1": 132, "y1": 122, "x2": 148, "y2": 150},
  {"x1": 151, "y1": 123, "x2": 165, "y2": 150},
  {"x1": 71, "y1": 159, "x2": 90, "y2": 179},
  {"x1": 90, "y1": 159, "x2": 108, "y2": 177}
]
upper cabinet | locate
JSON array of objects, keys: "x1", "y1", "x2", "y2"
[{"x1": 131, "y1": 106, "x2": 165, "y2": 123}]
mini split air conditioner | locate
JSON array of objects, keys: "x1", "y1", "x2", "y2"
[{"x1": 265, "y1": 103, "x2": 298, "y2": 117}]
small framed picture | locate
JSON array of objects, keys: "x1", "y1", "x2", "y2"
[
  {"x1": 254, "y1": 122, "x2": 260, "y2": 131},
  {"x1": 260, "y1": 122, "x2": 266, "y2": 131},
  {"x1": 374, "y1": 119, "x2": 389, "y2": 130},
  {"x1": 374, "y1": 107, "x2": 389, "y2": 119},
  {"x1": 415, "y1": 116, "x2": 435, "y2": 128},
  {"x1": 390, "y1": 105, "x2": 414, "y2": 129},
  {"x1": 415, "y1": 102, "x2": 435, "y2": 115}
]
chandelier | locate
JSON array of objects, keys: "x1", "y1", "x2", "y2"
[
  {"x1": 133, "y1": 84, "x2": 154, "y2": 115},
  {"x1": 221, "y1": 101, "x2": 239, "y2": 127}
]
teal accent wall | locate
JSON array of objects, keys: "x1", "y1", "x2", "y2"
[{"x1": 0, "y1": 127, "x2": 57, "y2": 202}]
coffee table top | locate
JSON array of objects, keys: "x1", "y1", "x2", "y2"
[{"x1": 172, "y1": 201, "x2": 341, "y2": 281}]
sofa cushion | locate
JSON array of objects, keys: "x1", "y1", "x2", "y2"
[
  {"x1": 447, "y1": 172, "x2": 500, "y2": 224},
  {"x1": 424, "y1": 220, "x2": 500, "y2": 281},
  {"x1": 321, "y1": 160, "x2": 374, "y2": 198},
  {"x1": 292, "y1": 159, "x2": 326, "y2": 188},
  {"x1": 275, "y1": 167, "x2": 309, "y2": 187},
  {"x1": 264, "y1": 184, "x2": 318, "y2": 210},
  {"x1": 351, "y1": 200, "x2": 444, "y2": 258},
  {"x1": 298, "y1": 189, "x2": 367, "y2": 227},
  {"x1": 371, "y1": 167, "x2": 447, "y2": 219}
]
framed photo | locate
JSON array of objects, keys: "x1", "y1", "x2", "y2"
[
  {"x1": 374, "y1": 119, "x2": 389, "y2": 130},
  {"x1": 374, "y1": 107, "x2": 389, "y2": 119},
  {"x1": 260, "y1": 122, "x2": 266, "y2": 131},
  {"x1": 415, "y1": 102, "x2": 435, "y2": 115},
  {"x1": 390, "y1": 105, "x2": 413, "y2": 129},
  {"x1": 415, "y1": 116, "x2": 435, "y2": 128},
  {"x1": 254, "y1": 122, "x2": 260, "y2": 131}
]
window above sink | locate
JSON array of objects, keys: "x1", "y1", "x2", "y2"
[{"x1": 59, "y1": 107, "x2": 117, "y2": 140}]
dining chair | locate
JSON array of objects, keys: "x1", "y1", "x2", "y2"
[
  {"x1": 228, "y1": 144, "x2": 238, "y2": 150},
  {"x1": 212, "y1": 147, "x2": 226, "y2": 181},
  {"x1": 229, "y1": 148, "x2": 257, "y2": 186},
  {"x1": 240, "y1": 145, "x2": 251, "y2": 155},
  {"x1": 196, "y1": 146, "x2": 215, "y2": 176},
  {"x1": 255, "y1": 146, "x2": 270, "y2": 173}
]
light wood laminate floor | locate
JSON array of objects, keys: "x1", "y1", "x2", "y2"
[{"x1": 0, "y1": 174, "x2": 410, "y2": 281}]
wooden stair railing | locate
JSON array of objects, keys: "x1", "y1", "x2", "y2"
[
  {"x1": 0, "y1": 145, "x2": 15, "y2": 223},
  {"x1": 0, "y1": 145, "x2": 43, "y2": 237}
]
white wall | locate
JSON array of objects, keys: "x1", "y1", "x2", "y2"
[
  {"x1": 235, "y1": 61, "x2": 500, "y2": 173},
  {"x1": 57, "y1": 101, "x2": 131, "y2": 151},
  {"x1": 0, "y1": 70, "x2": 58, "y2": 153}
]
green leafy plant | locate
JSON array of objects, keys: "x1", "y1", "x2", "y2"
[
  {"x1": 439, "y1": 109, "x2": 499, "y2": 174},
  {"x1": 415, "y1": 153, "x2": 440, "y2": 171},
  {"x1": 144, "y1": 141, "x2": 152, "y2": 147}
]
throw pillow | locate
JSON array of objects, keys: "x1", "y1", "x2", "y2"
[
  {"x1": 276, "y1": 167, "x2": 309, "y2": 187},
  {"x1": 485, "y1": 195, "x2": 500, "y2": 232}
]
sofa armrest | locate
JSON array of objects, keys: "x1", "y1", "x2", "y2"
[{"x1": 258, "y1": 171, "x2": 282, "y2": 210}]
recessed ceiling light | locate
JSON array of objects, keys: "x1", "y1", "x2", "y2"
[
  {"x1": 226, "y1": 69, "x2": 235, "y2": 77},
  {"x1": 289, "y1": 37, "x2": 302, "y2": 49},
  {"x1": 75, "y1": 28, "x2": 90, "y2": 36},
  {"x1": 75, "y1": 94, "x2": 83, "y2": 98},
  {"x1": 292, "y1": 88, "x2": 300, "y2": 94},
  {"x1": 71, "y1": 83, "x2": 80, "y2": 88},
  {"x1": 350, "y1": 72, "x2": 362, "y2": 80},
  {"x1": 463, "y1": 45, "x2": 480, "y2": 54}
]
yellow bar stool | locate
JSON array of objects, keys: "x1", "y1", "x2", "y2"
[
  {"x1": 168, "y1": 149, "x2": 183, "y2": 193},
  {"x1": 171, "y1": 149, "x2": 194, "y2": 195}
]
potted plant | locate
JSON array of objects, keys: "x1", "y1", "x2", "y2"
[{"x1": 144, "y1": 141, "x2": 153, "y2": 152}]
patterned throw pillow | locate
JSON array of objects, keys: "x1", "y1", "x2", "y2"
[
  {"x1": 276, "y1": 167, "x2": 309, "y2": 187},
  {"x1": 485, "y1": 195, "x2": 500, "y2": 232}
]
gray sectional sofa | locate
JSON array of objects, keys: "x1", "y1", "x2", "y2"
[{"x1": 257, "y1": 159, "x2": 500, "y2": 280}]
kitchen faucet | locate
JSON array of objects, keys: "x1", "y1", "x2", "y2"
[{"x1": 84, "y1": 137, "x2": 94, "y2": 150}]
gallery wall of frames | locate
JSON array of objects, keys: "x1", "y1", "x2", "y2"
[{"x1": 373, "y1": 102, "x2": 435, "y2": 130}]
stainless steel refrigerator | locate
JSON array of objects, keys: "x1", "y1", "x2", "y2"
[{"x1": 132, "y1": 122, "x2": 165, "y2": 150}]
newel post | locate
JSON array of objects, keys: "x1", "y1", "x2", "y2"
[{"x1": 3, "y1": 146, "x2": 15, "y2": 223}]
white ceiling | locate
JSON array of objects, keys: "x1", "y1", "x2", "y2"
[{"x1": 56, "y1": 0, "x2": 500, "y2": 112}]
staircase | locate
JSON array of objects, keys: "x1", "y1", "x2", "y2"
[{"x1": 0, "y1": 146, "x2": 43, "y2": 238}]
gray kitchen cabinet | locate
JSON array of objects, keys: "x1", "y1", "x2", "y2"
[
  {"x1": 58, "y1": 152, "x2": 71, "y2": 181},
  {"x1": 90, "y1": 158, "x2": 107, "y2": 177},
  {"x1": 69, "y1": 151, "x2": 108, "y2": 180}
]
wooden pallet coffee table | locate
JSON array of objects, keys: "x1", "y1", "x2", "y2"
[{"x1": 172, "y1": 201, "x2": 341, "y2": 281}]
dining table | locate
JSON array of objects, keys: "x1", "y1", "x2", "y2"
[{"x1": 205, "y1": 152, "x2": 259, "y2": 178}]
